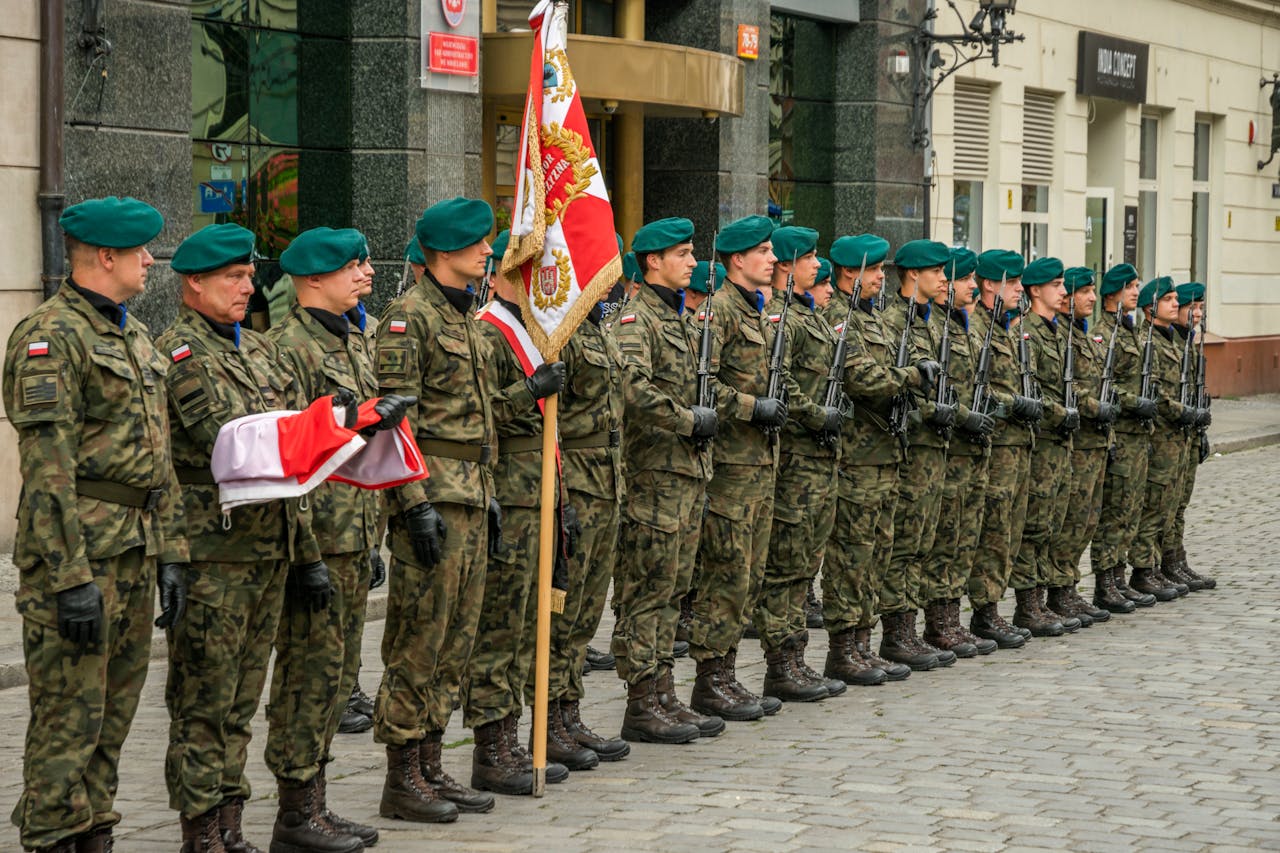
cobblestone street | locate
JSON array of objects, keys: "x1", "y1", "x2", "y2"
[{"x1": 3, "y1": 444, "x2": 1278, "y2": 852}]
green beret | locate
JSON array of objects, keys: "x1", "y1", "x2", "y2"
[
  {"x1": 1063, "y1": 267, "x2": 1096, "y2": 293},
  {"x1": 894, "y1": 239, "x2": 951, "y2": 270},
  {"x1": 1101, "y1": 263, "x2": 1138, "y2": 297},
  {"x1": 715, "y1": 215, "x2": 773, "y2": 254},
  {"x1": 280, "y1": 227, "x2": 365, "y2": 276},
  {"x1": 946, "y1": 248, "x2": 978, "y2": 280},
  {"x1": 1138, "y1": 275, "x2": 1176, "y2": 309},
  {"x1": 333, "y1": 228, "x2": 370, "y2": 262},
  {"x1": 829, "y1": 234, "x2": 889, "y2": 268},
  {"x1": 1022, "y1": 257, "x2": 1064, "y2": 287},
  {"x1": 60, "y1": 196, "x2": 163, "y2": 248},
  {"x1": 816, "y1": 257, "x2": 832, "y2": 283},
  {"x1": 690, "y1": 261, "x2": 726, "y2": 294},
  {"x1": 415, "y1": 197, "x2": 494, "y2": 252},
  {"x1": 771, "y1": 226, "x2": 819, "y2": 261},
  {"x1": 615, "y1": 232, "x2": 625, "y2": 255},
  {"x1": 622, "y1": 251, "x2": 641, "y2": 282},
  {"x1": 1176, "y1": 282, "x2": 1205, "y2": 306},
  {"x1": 172, "y1": 223, "x2": 256, "y2": 274},
  {"x1": 976, "y1": 249, "x2": 1025, "y2": 281},
  {"x1": 490, "y1": 229, "x2": 511, "y2": 259},
  {"x1": 633, "y1": 217, "x2": 694, "y2": 253},
  {"x1": 405, "y1": 238, "x2": 425, "y2": 265}
]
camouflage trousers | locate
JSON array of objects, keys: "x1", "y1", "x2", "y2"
[
  {"x1": 928, "y1": 449, "x2": 989, "y2": 603},
  {"x1": 690, "y1": 463, "x2": 776, "y2": 661},
  {"x1": 1131, "y1": 430, "x2": 1186, "y2": 569},
  {"x1": 611, "y1": 469, "x2": 703, "y2": 684},
  {"x1": 375, "y1": 503, "x2": 485, "y2": 744},
  {"x1": 165, "y1": 559, "x2": 287, "y2": 818},
  {"x1": 1051, "y1": 445, "x2": 1107, "y2": 587},
  {"x1": 967, "y1": 443, "x2": 1031, "y2": 606},
  {"x1": 464, "y1": 504, "x2": 540, "y2": 729},
  {"x1": 265, "y1": 550, "x2": 371, "y2": 785},
  {"x1": 754, "y1": 452, "x2": 837, "y2": 651},
  {"x1": 12, "y1": 549, "x2": 152, "y2": 850},
  {"x1": 539, "y1": 489, "x2": 618, "y2": 703},
  {"x1": 882, "y1": 444, "x2": 947, "y2": 613},
  {"x1": 1010, "y1": 437, "x2": 1072, "y2": 591},
  {"x1": 1090, "y1": 430, "x2": 1150, "y2": 571},
  {"x1": 1169, "y1": 435, "x2": 1199, "y2": 553},
  {"x1": 822, "y1": 463, "x2": 899, "y2": 634}
]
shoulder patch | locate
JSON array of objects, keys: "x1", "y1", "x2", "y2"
[
  {"x1": 27, "y1": 341, "x2": 49, "y2": 357},
  {"x1": 171, "y1": 344, "x2": 192, "y2": 363},
  {"x1": 1093, "y1": 335, "x2": 1104, "y2": 343},
  {"x1": 388, "y1": 319, "x2": 408, "y2": 334},
  {"x1": 20, "y1": 372, "x2": 59, "y2": 407},
  {"x1": 768, "y1": 313, "x2": 782, "y2": 324},
  {"x1": 619, "y1": 314, "x2": 636, "y2": 325}
]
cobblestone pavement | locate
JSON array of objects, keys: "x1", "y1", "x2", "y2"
[{"x1": 3, "y1": 445, "x2": 1279, "y2": 852}]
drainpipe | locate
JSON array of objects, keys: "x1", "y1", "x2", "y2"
[{"x1": 39, "y1": 0, "x2": 66, "y2": 299}]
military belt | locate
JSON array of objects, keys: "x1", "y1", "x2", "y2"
[
  {"x1": 561, "y1": 429, "x2": 620, "y2": 450},
  {"x1": 76, "y1": 479, "x2": 165, "y2": 511},
  {"x1": 418, "y1": 439, "x2": 494, "y2": 464},
  {"x1": 175, "y1": 466, "x2": 218, "y2": 485},
  {"x1": 498, "y1": 434, "x2": 544, "y2": 455}
]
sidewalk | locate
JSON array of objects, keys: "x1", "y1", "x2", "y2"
[{"x1": 1, "y1": 393, "x2": 1277, "y2": 690}]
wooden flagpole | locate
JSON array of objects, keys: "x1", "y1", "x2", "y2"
[{"x1": 531, "y1": 358, "x2": 560, "y2": 797}]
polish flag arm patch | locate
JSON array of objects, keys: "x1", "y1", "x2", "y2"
[
  {"x1": 171, "y1": 344, "x2": 192, "y2": 363},
  {"x1": 388, "y1": 320, "x2": 408, "y2": 334},
  {"x1": 27, "y1": 341, "x2": 49, "y2": 357},
  {"x1": 768, "y1": 314, "x2": 782, "y2": 324},
  {"x1": 619, "y1": 314, "x2": 636, "y2": 325}
]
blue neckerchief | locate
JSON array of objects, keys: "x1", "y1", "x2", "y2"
[
  {"x1": 918, "y1": 302, "x2": 931, "y2": 322},
  {"x1": 676, "y1": 288, "x2": 687, "y2": 316},
  {"x1": 798, "y1": 292, "x2": 814, "y2": 310},
  {"x1": 957, "y1": 307, "x2": 970, "y2": 332},
  {"x1": 354, "y1": 302, "x2": 367, "y2": 332},
  {"x1": 1003, "y1": 308, "x2": 1017, "y2": 329},
  {"x1": 118, "y1": 302, "x2": 128, "y2": 330},
  {"x1": 754, "y1": 290, "x2": 764, "y2": 313},
  {"x1": 1075, "y1": 317, "x2": 1088, "y2": 333},
  {"x1": 233, "y1": 321, "x2": 241, "y2": 349}
]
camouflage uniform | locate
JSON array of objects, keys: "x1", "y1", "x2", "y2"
[
  {"x1": 754, "y1": 291, "x2": 838, "y2": 651},
  {"x1": 966, "y1": 304, "x2": 1035, "y2": 607},
  {"x1": 4, "y1": 282, "x2": 188, "y2": 850},
  {"x1": 690, "y1": 282, "x2": 778, "y2": 660},
  {"x1": 610, "y1": 285, "x2": 711, "y2": 684},
  {"x1": 373, "y1": 274, "x2": 496, "y2": 744},
  {"x1": 821, "y1": 299, "x2": 917, "y2": 632},
  {"x1": 1167, "y1": 324, "x2": 1201, "y2": 563},
  {"x1": 158, "y1": 305, "x2": 321, "y2": 819},
  {"x1": 262, "y1": 304, "x2": 382, "y2": 785}
]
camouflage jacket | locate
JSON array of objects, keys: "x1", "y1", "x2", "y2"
[
  {"x1": 615, "y1": 284, "x2": 711, "y2": 481},
  {"x1": 970, "y1": 303, "x2": 1033, "y2": 448},
  {"x1": 3, "y1": 281, "x2": 189, "y2": 608},
  {"x1": 944, "y1": 306, "x2": 987, "y2": 457},
  {"x1": 267, "y1": 304, "x2": 383, "y2": 554},
  {"x1": 374, "y1": 274, "x2": 497, "y2": 513},
  {"x1": 1150, "y1": 323, "x2": 1195, "y2": 431},
  {"x1": 1094, "y1": 309, "x2": 1152, "y2": 436},
  {"x1": 1023, "y1": 312, "x2": 1071, "y2": 441},
  {"x1": 157, "y1": 304, "x2": 320, "y2": 565},
  {"x1": 708, "y1": 281, "x2": 778, "y2": 469},
  {"x1": 561, "y1": 315, "x2": 624, "y2": 502},
  {"x1": 766, "y1": 291, "x2": 837, "y2": 460},
  {"x1": 1070, "y1": 318, "x2": 1111, "y2": 450}
]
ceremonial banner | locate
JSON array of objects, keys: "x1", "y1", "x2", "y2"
[{"x1": 502, "y1": 0, "x2": 621, "y2": 357}]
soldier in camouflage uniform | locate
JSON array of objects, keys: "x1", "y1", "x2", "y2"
[
  {"x1": 4, "y1": 198, "x2": 189, "y2": 853},
  {"x1": 158, "y1": 223, "x2": 330, "y2": 852},
  {"x1": 611, "y1": 217, "x2": 719, "y2": 745},
  {"x1": 1089, "y1": 265, "x2": 1158, "y2": 607},
  {"x1": 372, "y1": 198, "x2": 502, "y2": 822},
  {"x1": 925, "y1": 248, "x2": 999, "y2": 658},
  {"x1": 753, "y1": 226, "x2": 844, "y2": 702},
  {"x1": 819, "y1": 234, "x2": 924, "y2": 686},
  {"x1": 966, "y1": 250, "x2": 1041, "y2": 648}
]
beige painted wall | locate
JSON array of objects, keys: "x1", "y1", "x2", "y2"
[{"x1": 930, "y1": 0, "x2": 1280, "y2": 339}]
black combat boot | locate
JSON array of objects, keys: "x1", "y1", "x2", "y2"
[
  {"x1": 656, "y1": 667, "x2": 725, "y2": 737},
  {"x1": 77, "y1": 827, "x2": 115, "y2": 853},
  {"x1": 794, "y1": 630, "x2": 846, "y2": 695},
  {"x1": 675, "y1": 593, "x2": 694, "y2": 643},
  {"x1": 419, "y1": 732, "x2": 494, "y2": 813},
  {"x1": 471, "y1": 719, "x2": 534, "y2": 796},
  {"x1": 969, "y1": 602, "x2": 1026, "y2": 648},
  {"x1": 181, "y1": 807, "x2": 228, "y2": 853},
  {"x1": 1129, "y1": 566, "x2": 1178, "y2": 602},
  {"x1": 878, "y1": 611, "x2": 940, "y2": 671},
  {"x1": 533, "y1": 701, "x2": 599, "y2": 771},
  {"x1": 672, "y1": 640, "x2": 690, "y2": 658},
  {"x1": 1092, "y1": 570, "x2": 1136, "y2": 613},
  {"x1": 948, "y1": 600, "x2": 997, "y2": 655},
  {"x1": 923, "y1": 600, "x2": 976, "y2": 658},
  {"x1": 314, "y1": 765, "x2": 377, "y2": 847},
  {"x1": 1046, "y1": 586, "x2": 1092, "y2": 628},
  {"x1": 689, "y1": 657, "x2": 764, "y2": 722},
  {"x1": 217, "y1": 797, "x2": 262, "y2": 853},
  {"x1": 1114, "y1": 566, "x2": 1157, "y2": 606},
  {"x1": 855, "y1": 627, "x2": 911, "y2": 680},
  {"x1": 624, "y1": 677, "x2": 702, "y2": 742},
  {"x1": 1177, "y1": 546, "x2": 1216, "y2": 589},
  {"x1": 804, "y1": 580, "x2": 824, "y2": 629},
  {"x1": 1012, "y1": 587, "x2": 1064, "y2": 637},
  {"x1": 560, "y1": 699, "x2": 633, "y2": 758},
  {"x1": 272, "y1": 777, "x2": 363, "y2": 853},
  {"x1": 348, "y1": 683, "x2": 375, "y2": 717},
  {"x1": 381, "y1": 743, "x2": 458, "y2": 823},
  {"x1": 725, "y1": 649, "x2": 782, "y2": 715},
  {"x1": 504, "y1": 715, "x2": 569, "y2": 784},
  {"x1": 584, "y1": 646, "x2": 616, "y2": 671},
  {"x1": 823, "y1": 628, "x2": 887, "y2": 686},
  {"x1": 763, "y1": 635, "x2": 829, "y2": 702}
]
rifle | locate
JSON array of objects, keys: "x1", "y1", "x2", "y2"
[
  {"x1": 395, "y1": 257, "x2": 413, "y2": 298},
  {"x1": 1138, "y1": 306, "x2": 1157, "y2": 426},
  {"x1": 933, "y1": 277, "x2": 958, "y2": 439},
  {"x1": 1195, "y1": 293, "x2": 1210, "y2": 460},
  {"x1": 1096, "y1": 303, "x2": 1123, "y2": 433},
  {"x1": 970, "y1": 274, "x2": 1007, "y2": 427},
  {"x1": 1177, "y1": 314, "x2": 1196, "y2": 415},
  {"x1": 762, "y1": 252, "x2": 798, "y2": 439},
  {"x1": 475, "y1": 256, "x2": 495, "y2": 306},
  {"x1": 695, "y1": 236, "x2": 719, "y2": 426},
  {"x1": 1060, "y1": 290, "x2": 1078, "y2": 437},
  {"x1": 888, "y1": 297, "x2": 919, "y2": 455},
  {"x1": 819, "y1": 253, "x2": 865, "y2": 448},
  {"x1": 1016, "y1": 293, "x2": 1043, "y2": 425}
]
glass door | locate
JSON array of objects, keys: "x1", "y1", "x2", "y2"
[{"x1": 1084, "y1": 187, "x2": 1113, "y2": 324}]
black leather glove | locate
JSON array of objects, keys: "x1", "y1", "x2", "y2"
[
  {"x1": 361, "y1": 394, "x2": 418, "y2": 436},
  {"x1": 57, "y1": 581, "x2": 103, "y2": 651},
  {"x1": 750, "y1": 396, "x2": 788, "y2": 430},
  {"x1": 1061, "y1": 407, "x2": 1081, "y2": 432},
  {"x1": 926, "y1": 402, "x2": 956, "y2": 429},
  {"x1": 1096, "y1": 401, "x2": 1118, "y2": 425},
  {"x1": 1011, "y1": 395, "x2": 1043, "y2": 422},
  {"x1": 1133, "y1": 397, "x2": 1158, "y2": 421},
  {"x1": 487, "y1": 497, "x2": 504, "y2": 557},
  {"x1": 404, "y1": 501, "x2": 447, "y2": 567},
  {"x1": 1195, "y1": 407, "x2": 1212, "y2": 428},
  {"x1": 291, "y1": 561, "x2": 334, "y2": 613},
  {"x1": 818, "y1": 406, "x2": 843, "y2": 434},
  {"x1": 562, "y1": 504, "x2": 583, "y2": 559},
  {"x1": 525, "y1": 361, "x2": 566, "y2": 400},
  {"x1": 959, "y1": 408, "x2": 995, "y2": 436},
  {"x1": 690, "y1": 405, "x2": 719, "y2": 440},
  {"x1": 330, "y1": 388, "x2": 359, "y2": 429},
  {"x1": 1176, "y1": 405, "x2": 1197, "y2": 427},
  {"x1": 369, "y1": 547, "x2": 386, "y2": 589},
  {"x1": 154, "y1": 563, "x2": 188, "y2": 629},
  {"x1": 915, "y1": 361, "x2": 942, "y2": 398},
  {"x1": 1198, "y1": 431, "x2": 1210, "y2": 463}
]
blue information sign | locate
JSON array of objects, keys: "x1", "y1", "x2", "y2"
[{"x1": 199, "y1": 180, "x2": 236, "y2": 213}]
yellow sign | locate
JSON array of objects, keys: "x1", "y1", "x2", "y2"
[
  {"x1": 737, "y1": 24, "x2": 759, "y2": 60},
  {"x1": 1274, "y1": 215, "x2": 1280, "y2": 232},
  {"x1": 1007, "y1": 188, "x2": 1014, "y2": 210}
]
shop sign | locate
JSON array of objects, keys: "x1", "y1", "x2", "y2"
[
  {"x1": 1077, "y1": 31, "x2": 1148, "y2": 104},
  {"x1": 427, "y1": 32, "x2": 478, "y2": 75},
  {"x1": 421, "y1": 0, "x2": 480, "y2": 93},
  {"x1": 737, "y1": 24, "x2": 759, "y2": 60},
  {"x1": 1123, "y1": 205, "x2": 1137, "y2": 266}
]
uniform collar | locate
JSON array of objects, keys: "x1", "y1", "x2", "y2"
[
  {"x1": 65, "y1": 277, "x2": 127, "y2": 329},
  {"x1": 195, "y1": 309, "x2": 241, "y2": 348},
  {"x1": 645, "y1": 282, "x2": 686, "y2": 315},
  {"x1": 950, "y1": 306, "x2": 969, "y2": 330},
  {"x1": 730, "y1": 281, "x2": 765, "y2": 313},
  {"x1": 304, "y1": 306, "x2": 350, "y2": 341},
  {"x1": 425, "y1": 269, "x2": 476, "y2": 315},
  {"x1": 346, "y1": 302, "x2": 367, "y2": 332},
  {"x1": 857, "y1": 297, "x2": 875, "y2": 316},
  {"x1": 1074, "y1": 317, "x2": 1088, "y2": 332}
]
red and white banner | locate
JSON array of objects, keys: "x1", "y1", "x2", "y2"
[{"x1": 501, "y1": 0, "x2": 621, "y2": 357}]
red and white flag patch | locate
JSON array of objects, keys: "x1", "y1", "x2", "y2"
[
  {"x1": 27, "y1": 341, "x2": 49, "y2": 357},
  {"x1": 388, "y1": 320, "x2": 408, "y2": 334},
  {"x1": 1023, "y1": 332, "x2": 1031, "y2": 340},
  {"x1": 768, "y1": 313, "x2": 782, "y2": 324},
  {"x1": 1092, "y1": 335, "x2": 1104, "y2": 343},
  {"x1": 619, "y1": 314, "x2": 636, "y2": 325},
  {"x1": 833, "y1": 322, "x2": 846, "y2": 334},
  {"x1": 171, "y1": 344, "x2": 192, "y2": 363},
  {"x1": 697, "y1": 310, "x2": 714, "y2": 322}
]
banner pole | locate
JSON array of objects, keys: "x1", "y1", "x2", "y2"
[{"x1": 531, "y1": 373, "x2": 559, "y2": 797}]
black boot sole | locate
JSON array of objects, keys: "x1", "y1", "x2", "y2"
[{"x1": 620, "y1": 724, "x2": 700, "y2": 744}]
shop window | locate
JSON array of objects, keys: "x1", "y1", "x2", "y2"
[
  {"x1": 1020, "y1": 184, "x2": 1048, "y2": 262},
  {"x1": 953, "y1": 179, "x2": 983, "y2": 250}
]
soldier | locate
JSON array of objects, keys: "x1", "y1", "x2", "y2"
[
  {"x1": 4, "y1": 197, "x2": 188, "y2": 853},
  {"x1": 1089, "y1": 264, "x2": 1160, "y2": 608},
  {"x1": 158, "y1": 223, "x2": 331, "y2": 852},
  {"x1": 685, "y1": 259, "x2": 725, "y2": 317},
  {"x1": 966, "y1": 250, "x2": 1040, "y2": 648},
  {"x1": 819, "y1": 234, "x2": 926, "y2": 686},
  {"x1": 753, "y1": 226, "x2": 844, "y2": 702},
  {"x1": 610, "y1": 217, "x2": 719, "y2": 744},
  {"x1": 372, "y1": 198, "x2": 501, "y2": 822},
  {"x1": 804, "y1": 258, "x2": 832, "y2": 634}
]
